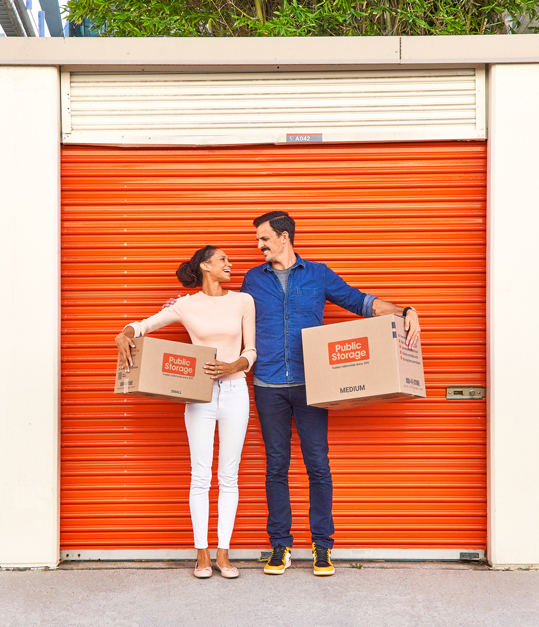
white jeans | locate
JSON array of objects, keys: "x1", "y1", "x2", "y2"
[{"x1": 184, "y1": 379, "x2": 249, "y2": 550}]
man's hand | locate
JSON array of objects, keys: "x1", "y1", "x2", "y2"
[
  {"x1": 404, "y1": 310, "x2": 421, "y2": 349},
  {"x1": 371, "y1": 298, "x2": 421, "y2": 349},
  {"x1": 115, "y1": 328, "x2": 135, "y2": 372},
  {"x1": 162, "y1": 296, "x2": 180, "y2": 310},
  {"x1": 204, "y1": 357, "x2": 249, "y2": 380}
]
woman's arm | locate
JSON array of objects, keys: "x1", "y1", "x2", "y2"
[
  {"x1": 128, "y1": 304, "x2": 183, "y2": 338},
  {"x1": 203, "y1": 356, "x2": 249, "y2": 380},
  {"x1": 115, "y1": 302, "x2": 184, "y2": 373},
  {"x1": 240, "y1": 293, "x2": 257, "y2": 371},
  {"x1": 203, "y1": 294, "x2": 257, "y2": 380}
]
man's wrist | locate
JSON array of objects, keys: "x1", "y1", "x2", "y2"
[{"x1": 402, "y1": 306, "x2": 417, "y2": 318}]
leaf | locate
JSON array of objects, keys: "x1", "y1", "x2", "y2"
[{"x1": 62, "y1": 0, "x2": 539, "y2": 37}]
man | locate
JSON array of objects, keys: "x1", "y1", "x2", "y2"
[{"x1": 240, "y1": 211, "x2": 420, "y2": 577}]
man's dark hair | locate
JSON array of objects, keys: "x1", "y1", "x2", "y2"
[{"x1": 253, "y1": 211, "x2": 295, "y2": 245}]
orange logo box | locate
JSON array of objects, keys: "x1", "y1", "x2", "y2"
[
  {"x1": 328, "y1": 337, "x2": 370, "y2": 365},
  {"x1": 162, "y1": 353, "x2": 196, "y2": 377}
]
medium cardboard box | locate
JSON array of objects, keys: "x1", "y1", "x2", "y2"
[
  {"x1": 302, "y1": 315, "x2": 426, "y2": 409},
  {"x1": 114, "y1": 336, "x2": 216, "y2": 403}
]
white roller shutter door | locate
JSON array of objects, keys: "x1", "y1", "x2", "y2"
[{"x1": 61, "y1": 68, "x2": 486, "y2": 146}]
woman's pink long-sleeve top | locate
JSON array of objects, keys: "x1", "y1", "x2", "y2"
[{"x1": 126, "y1": 290, "x2": 256, "y2": 381}]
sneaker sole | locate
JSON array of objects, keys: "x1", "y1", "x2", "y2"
[
  {"x1": 313, "y1": 568, "x2": 335, "y2": 576},
  {"x1": 264, "y1": 560, "x2": 291, "y2": 575}
]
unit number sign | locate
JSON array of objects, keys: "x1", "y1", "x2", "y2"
[{"x1": 286, "y1": 134, "x2": 323, "y2": 142}]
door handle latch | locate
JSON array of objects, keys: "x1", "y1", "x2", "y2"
[{"x1": 446, "y1": 386, "x2": 486, "y2": 400}]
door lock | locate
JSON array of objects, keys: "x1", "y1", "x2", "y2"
[{"x1": 446, "y1": 386, "x2": 486, "y2": 400}]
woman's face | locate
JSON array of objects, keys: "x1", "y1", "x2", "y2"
[{"x1": 201, "y1": 249, "x2": 232, "y2": 283}]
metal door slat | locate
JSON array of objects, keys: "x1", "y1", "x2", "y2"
[{"x1": 61, "y1": 141, "x2": 486, "y2": 555}]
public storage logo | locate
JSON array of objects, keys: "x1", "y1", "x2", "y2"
[
  {"x1": 162, "y1": 353, "x2": 196, "y2": 377},
  {"x1": 328, "y1": 337, "x2": 370, "y2": 365}
]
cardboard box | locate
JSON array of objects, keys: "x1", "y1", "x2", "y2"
[
  {"x1": 302, "y1": 315, "x2": 426, "y2": 409},
  {"x1": 114, "y1": 337, "x2": 216, "y2": 403}
]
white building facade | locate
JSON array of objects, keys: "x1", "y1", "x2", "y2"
[{"x1": 1, "y1": 36, "x2": 538, "y2": 569}]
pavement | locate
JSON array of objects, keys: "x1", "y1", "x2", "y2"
[{"x1": 1, "y1": 561, "x2": 539, "y2": 627}]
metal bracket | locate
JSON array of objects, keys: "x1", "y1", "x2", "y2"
[{"x1": 446, "y1": 386, "x2": 486, "y2": 400}]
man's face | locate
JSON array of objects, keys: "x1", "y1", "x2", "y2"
[{"x1": 256, "y1": 221, "x2": 288, "y2": 265}]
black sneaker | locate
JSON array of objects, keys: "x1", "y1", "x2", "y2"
[
  {"x1": 264, "y1": 546, "x2": 292, "y2": 575},
  {"x1": 312, "y1": 542, "x2": 335, "y2": 576}
]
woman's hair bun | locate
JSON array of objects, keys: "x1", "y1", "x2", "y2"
[{"x1": 176, "y1": 245, "x2": 219, "y2": 288}]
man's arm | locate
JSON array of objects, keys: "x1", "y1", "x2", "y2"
[
  {"x1": 323, "y1": 266, "x2": 421, "y2": 349},
  {"x1": 240, "y1": 269, "x2": 252, "y2": 295},
  {"x1": 162, "y1": 295, "x2": 180, "y2": 310},
  {"x1": 371, "y1": 299, "x2": 421, "y2": 349}
]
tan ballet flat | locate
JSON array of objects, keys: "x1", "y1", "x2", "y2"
[
  {"x1": 214, "y1": 562, "x2": 239, "y2": 579},
  {"x1": 193, "y1": 561, "x2": 213, "y2": 579}
]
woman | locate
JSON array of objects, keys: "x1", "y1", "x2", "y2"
[{"x1": 115, "y1": 245, "x2": 256, "y2": 579}]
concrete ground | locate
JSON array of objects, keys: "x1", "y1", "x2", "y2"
[{"x1": 1, "y1": 561, "x2": 538, "y2": 627}]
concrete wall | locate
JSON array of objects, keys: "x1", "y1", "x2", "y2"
[
  {"x1": 0, "y1": 67, "x2": 61, "y2": 568},
  {"x1": 488, "y1": 64, "x2": 539, "y2": 566},
  {"x1": 0, "y1": 35, "x2": 538, "y2": 72}
]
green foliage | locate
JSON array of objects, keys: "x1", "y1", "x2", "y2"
[{"x1": 63, "y1": 0, "x2": 539, "y2": 37}]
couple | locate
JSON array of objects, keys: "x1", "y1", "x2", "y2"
[{"x1": 116, "y1": 211, "x2": 421, "y2": 579}]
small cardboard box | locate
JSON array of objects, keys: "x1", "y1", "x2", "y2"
[
  {"x1": 114, "y1": 337, "x2": 216, "y2": 403},
  {"x1": 302, "y1": 315, "x2": 426, "y2": 409}
]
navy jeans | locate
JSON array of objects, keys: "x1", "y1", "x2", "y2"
[{"x1": 254, "y1": 384, "x2": 334, "y2": 550}]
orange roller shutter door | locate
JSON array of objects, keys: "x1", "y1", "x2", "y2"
[{"x1": 61, "y1": 142, "x2": 487, "y2": 552}]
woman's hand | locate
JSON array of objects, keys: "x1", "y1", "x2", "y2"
[
  {"x1": 204, "y1": 357, "x2": 248, "y2": 380},
  {"x1": 115, "y1": 330, "x2": 136, "y2": 372}
]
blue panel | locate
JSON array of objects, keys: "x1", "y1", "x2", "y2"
[{"x1": 38, "y1": 10, "x2": 45, "y2": 36}]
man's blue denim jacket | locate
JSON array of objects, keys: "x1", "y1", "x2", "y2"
[{"x1": 241, "y1": 255, "x2": 376, "y2": 384}]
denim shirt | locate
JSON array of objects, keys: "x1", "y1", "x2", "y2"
[{"x1": 241, "y1": 255, "x2": 376, "y2": 385}]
